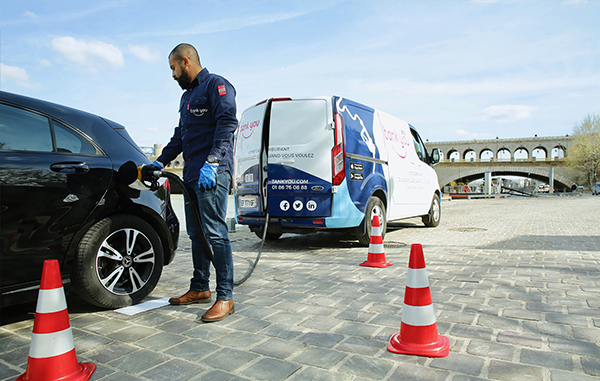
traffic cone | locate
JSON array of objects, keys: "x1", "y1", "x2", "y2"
[
  {"x1": 360, "y1": 215, "x2": 392, "y2": 268},
  {"x1": 387, "y1": 244, "x2": 449, "y2": 357},
  {"x1": 17, "y1": 259, "x2": 96, "y2": 381}
]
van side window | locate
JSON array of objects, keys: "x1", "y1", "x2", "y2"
[{"x1": 411, "y1": 128, "x2": 427, "y2": 163}]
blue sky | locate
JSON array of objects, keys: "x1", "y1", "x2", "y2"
[{"x1": 1, "y1": 0, "x2": 598, "y2": 148}]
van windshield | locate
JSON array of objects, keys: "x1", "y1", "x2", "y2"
[{"x1": 270, "y1": 99, "x2": 328, "y2": 145}]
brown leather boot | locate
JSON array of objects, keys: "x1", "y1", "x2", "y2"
[
  {"x1": 168, "y1": 290, "x2": 211, "y2": 305},
  {"x1": 201, "y1": 300, "x2": 235, "y2": 322}
]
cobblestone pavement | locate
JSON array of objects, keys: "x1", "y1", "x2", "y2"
[{"x1": 1, "y1": 194, "x2": 599, "y2": 380}]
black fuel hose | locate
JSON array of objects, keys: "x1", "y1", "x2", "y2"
[
  {"x1": 156, "y1": 170, "x2": 266, "y2": 286},
  {"x1": 233, "y1": 212, "x2": 268, "y2": 285},
  {"x1": 158, "y1": 171, "x2": 214, "y2": 264}
]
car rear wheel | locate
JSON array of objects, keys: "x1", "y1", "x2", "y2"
[
  {"x1": 422, "y1": 195, "x2": 441, "y2": 227},
  {"x1": 357, "y1": 196, "x2": 386, "y2": 247},
  {"x1": 71, "y1": 215, "x2": 164, "y2": 309}
]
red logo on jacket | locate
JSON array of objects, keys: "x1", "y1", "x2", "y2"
[{"x1": 218, "y1": 85, "x2": 226, "y2": 96}]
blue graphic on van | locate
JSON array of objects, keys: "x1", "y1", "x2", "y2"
[
  {"x1": 335, "y1": 98, "x2": 379, "y2": 160},
  {"x1": 335, "y1": 97, "x2": 387, "y2": 215},
  {"x1": 268, "y1": 164, "x2": 331, "y2": 217}
]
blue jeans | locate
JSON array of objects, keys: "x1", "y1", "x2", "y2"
[{"x1": 184, "y1": 171, "x2": 233, "y2": 301}]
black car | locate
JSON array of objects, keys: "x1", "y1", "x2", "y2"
[{"x1": 0, "y1": 91, "x2": 179, "y2": 309}]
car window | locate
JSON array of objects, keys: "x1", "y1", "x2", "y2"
[
  {"x1": 0, "y1": 103, "x2": 99, "y2": 155},
  {"x1": 54, "y1": 121, "x2": 97, "y2": 155},
  {"x1": 0, "y1": 103, "x2": 53, "y2": 152}
]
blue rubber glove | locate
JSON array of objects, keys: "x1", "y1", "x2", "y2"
[{"x1": 198, "y1": 162, "x2": 218, "y2": 191}]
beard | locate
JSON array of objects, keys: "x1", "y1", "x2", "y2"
[{"x1": 175, "y1": 65, "x2": 192, "y2": 90}]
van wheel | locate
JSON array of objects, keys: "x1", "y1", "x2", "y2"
[
  {"x1": 357, "y1": 196, "x2": 386, "y2": 246},
  {"x1": 71, "y1": 215, "x2": 164, "y2": 309},
  {"x1": 422, "y1": 195, "x2": 441, "y2": 227}
]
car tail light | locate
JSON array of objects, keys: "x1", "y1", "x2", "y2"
[{"x1": 332, "y1": 112, "x2": 345, "y2": 186}]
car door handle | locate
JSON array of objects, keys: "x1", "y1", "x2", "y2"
[{"x1": 50, "y1": 162, "x2": 90, "y2": 174}]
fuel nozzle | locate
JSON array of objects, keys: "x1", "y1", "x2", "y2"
[
  {"x1": 117, "y1": 161, "x2": 162, "y2": 191},
  {"x1": 137, "y1": 164, "x2": 162, "y2": 191}
]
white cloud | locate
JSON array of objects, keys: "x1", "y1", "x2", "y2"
[
  {"x1": 39, "y1": 59, "x2": 52, "y2": 67},
  {"x1": 129, "y1": 45, "x2": 159, "y2": 63},
  {"x1": 0, "y1": 63, "x2": 39, "y2": 89},
  {"x1": 52, "y1": 36, "x2": 124, "y2": 71},
  {"x1": 475, "y1": 105, "x2": 536, "y2": 123},
  {"x1": 23, "y1": 11, "x2": 39, "y2": 18}
]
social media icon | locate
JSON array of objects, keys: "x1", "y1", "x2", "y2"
[
  {"x1": 293, "y1": 200, "x2": 303, "y2": 211},
  {"x1": 307, "y1": 200, "x2": 317, "y2": 211},
  {"x1": 280, "y1": 200, "x2": 290, "y2": 211}
]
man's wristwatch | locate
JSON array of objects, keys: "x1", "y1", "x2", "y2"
[{"x1": 206, "y1": 155, "x2": 220, "y2": 164}]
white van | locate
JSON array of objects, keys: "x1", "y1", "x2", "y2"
[{"x1": 233, "y1": 96, "x2": 441, "y2": 245}]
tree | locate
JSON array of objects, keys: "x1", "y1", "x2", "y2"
[{"x1": 567, "y1": 114, "x2": 600, "y2": 189}]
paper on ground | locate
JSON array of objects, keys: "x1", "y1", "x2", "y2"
[{"x1": 114, "y1": 297, "x2": 170, "y2": 316}]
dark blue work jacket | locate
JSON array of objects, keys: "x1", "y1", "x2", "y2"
[{"x1": 158, "y1": 68, "x2": 238, "y2": 183}]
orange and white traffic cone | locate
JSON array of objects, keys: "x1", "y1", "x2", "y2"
[
  {"x1": 17, "y1": 259, "x2": 96, "y2": 381},
  {"x1": 360, "y1": 215, "x2": 392, "y2": 268},
  {"x1": 387, "y1": 244, "x2": 449, "y2": 357}
]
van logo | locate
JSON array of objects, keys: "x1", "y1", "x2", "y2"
[
  {"x1": 311, "y1": 185, "x2": 325, "y2": 192},
  {"x1": 383, "y1": 124, "x2": 410, "y2": 159},
  {"x1": 240, "y1": 119, "x2": 260, "y2": 139}
]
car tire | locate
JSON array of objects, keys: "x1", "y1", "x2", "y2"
[
  {"x1": 71, "y1": 215, "x2": 164, "y2": 309},
  {"x1": 357, "y1": 196, "x2": 386, "y2": 247},
  {"x1": 422, "y1": 195, "x2": 441, "y2": 227}
]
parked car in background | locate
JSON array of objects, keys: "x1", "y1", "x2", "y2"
[
  {"x1": 593, "y1": 182, "x2": 600, "y2": 195},
  {"x1": 0, "y1": 91, "x2": 179, "y2": 309}
]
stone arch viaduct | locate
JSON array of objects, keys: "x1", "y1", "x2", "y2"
[{"x1": 424, "y1": 135, "x2": 580, "y2": 192}]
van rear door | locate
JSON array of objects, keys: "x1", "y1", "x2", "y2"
[
  {"x1": 235, "y1": 100, "x2": 270, "y2": 217},
  {"x1": 267, "y1": 98, "x2": 333, "y2": 220}
]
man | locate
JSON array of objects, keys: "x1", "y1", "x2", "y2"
[{"x1": 150, "y1": 43, "x2": 237, "y2": 322}]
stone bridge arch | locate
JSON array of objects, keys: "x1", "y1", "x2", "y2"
[
  {"x1": 426, "y1": 135, "x2": 572, "y2": 162},
  {"x1": 425, "y1": 135, "x2": 580, "y2": 192},
  {"x1": 435, "y1": 163, "x2": 576, "y2": 191}
]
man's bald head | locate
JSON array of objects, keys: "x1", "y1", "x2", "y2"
[
  {"x1": 168, "y1": 43, "x2": 202, "y2": 90},
  {"x1": 169, "y1": 43, "x2": 201, "y2": 66}
]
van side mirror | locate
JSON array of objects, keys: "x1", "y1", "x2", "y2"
[{"x1": 430, "y1": 148, "x2": 440, "y2": 164}]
